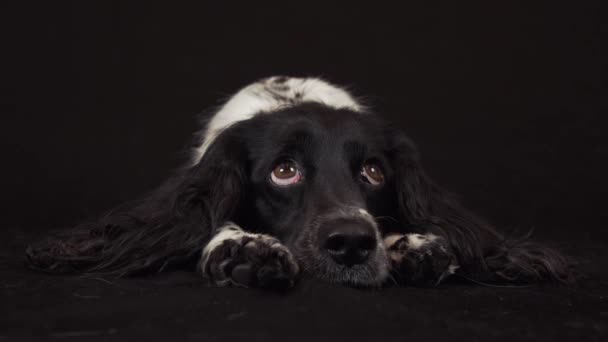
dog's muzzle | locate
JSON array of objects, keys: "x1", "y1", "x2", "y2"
[{"x1": 292, "y1": 206, "x2": 388, "y2": 286}]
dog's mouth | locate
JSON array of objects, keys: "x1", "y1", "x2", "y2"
[
  {"x1": 292, "y1": 243, "x2": 389, "y2": 287},
  {"x1": 290, "y1": 207, "x2": 390, "y2": 287}
]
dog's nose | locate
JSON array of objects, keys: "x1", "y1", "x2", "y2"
[{"x1": 321, "y1": 221, "x2": 377, "y2": 266}]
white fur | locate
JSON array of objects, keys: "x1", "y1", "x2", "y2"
[
  {"x1": 447, "y1": 264, "x2": 460, "y2": 275},
  {"x1": 406, "y1": 233, "x2": 438, "y2": 250},
  {"x1": 383, "y1": 234, "x2": 403, "y2": 249},
  {"x1": 192, "y1": 76, "x2": 362, "y2": 164},
  {"x1": 383, "y1": 233, "x2": 439, "y2": 250}
]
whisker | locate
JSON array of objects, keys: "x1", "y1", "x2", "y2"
[
  {"x1": 374, "y1": 215, "x2": 399, "y2": 224},
  {"x1": 386, "y1": 271, "x2": 399, "y2": 286},
  {"x1": 454, "y1": 274, "x2": 533, "y2": 288}
]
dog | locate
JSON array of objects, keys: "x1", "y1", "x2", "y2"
[{"x1": 26, "y1": 76, "x2": 572, "y2": 290}]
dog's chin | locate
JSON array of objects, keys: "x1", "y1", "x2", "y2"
[
  {"x1": 322, "y1": 262, "x2": 389, "y2": 288},
  {"x1": 294, "y1": 248, "x2": 390, "y2": 288}
]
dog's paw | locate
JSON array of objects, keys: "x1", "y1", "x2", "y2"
[
  {"x1": 200, "y1": 224, "x2": 299, "y2": 290},
  {"x1": 384, "y1": 233, "x2": 458, "y2": 287}
]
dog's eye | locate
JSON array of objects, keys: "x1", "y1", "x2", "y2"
[
  {"x1": 270, "y1": 160, "x2": 303, "y2": 186},
  {"x1": 360, "y1": 162, "x2": 384, "y2": 186}
]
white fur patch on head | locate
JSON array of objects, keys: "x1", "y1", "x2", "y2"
[{"x1": 192, "y1": 76, "x2": 363, "y2": 164}]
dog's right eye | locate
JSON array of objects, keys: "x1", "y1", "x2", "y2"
[
  {"x1": 270, "y1": 160, "x2": 303, "y2": 186},
  {"x1": 360, "y1": 161, "x2": 385, "y2": 186}
]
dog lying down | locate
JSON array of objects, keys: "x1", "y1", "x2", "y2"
[{"x1": 26, "y1": 76, "x2": 573, "y2": 290}]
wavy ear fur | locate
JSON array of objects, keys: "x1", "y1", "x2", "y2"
[
  {"x1": 26, "y1": 130, "x2": 247, "y2": 277},
  {"x1": 387, "y1": 128, "x2": 573, "y2": 284}
]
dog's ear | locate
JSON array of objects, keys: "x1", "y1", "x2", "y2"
[
  {"x1": 26, "y1": 129, "x2": 248, "y2": 277},
  {"x1": 386, "y1": 126, "x2": 573, "y2": 284}
]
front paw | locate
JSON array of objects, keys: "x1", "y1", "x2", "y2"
[
  {"x1": 384, "y1": 233, "x2": 458, "y2": 286},
  {"x1": 200, "y1": 225, "x2": 299, "y2": 290}
]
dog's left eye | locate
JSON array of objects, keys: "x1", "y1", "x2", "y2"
[
  {"x1": 360, "y1": 162, "x2": 385, "y2": 186},
  {"x1": 270, "y1": 160, "x2": 303, "y2": 186}
]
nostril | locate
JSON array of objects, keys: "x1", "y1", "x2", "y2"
[{"x1": 324, "y1": 234, "x2": 347, "y2": 253}]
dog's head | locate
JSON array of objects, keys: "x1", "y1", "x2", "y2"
[{"x1": 195, "y1": 102, "x2": 425, "y2": 286}]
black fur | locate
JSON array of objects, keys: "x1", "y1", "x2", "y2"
[{"x1": 26, "y1": 102, "x2": 574, "y2": 286}]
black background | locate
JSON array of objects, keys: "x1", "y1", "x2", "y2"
[{"x1": 2, "y1": 1, "x2": 607, "y2": 341}]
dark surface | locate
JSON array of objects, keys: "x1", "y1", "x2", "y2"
[
  {"x1": 2, "y1": 1, "x2": 607, "y2": 341},
  {"x1": 1, "y1": 229, "x2": 607, "y2": 341}
]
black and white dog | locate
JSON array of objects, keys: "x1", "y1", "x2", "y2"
[{"x1": 26, "y1": 76, "x2": 572, "y2": 290}]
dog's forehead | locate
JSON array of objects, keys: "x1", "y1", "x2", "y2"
[
  {"x1": 262, "y1": 104, "x2": 373, "y2": 141},
  {"x1": 250, "y1": 105, "x2": 377, "y2": 149}
]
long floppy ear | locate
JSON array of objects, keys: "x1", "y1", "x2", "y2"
[
  {"x1": 25, "y1": 129, "x2": 247, "y2": 277},
  {"x1": 387, "y1": 127, "x2": 573, "y2": 284}
]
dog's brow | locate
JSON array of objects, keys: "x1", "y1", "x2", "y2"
[
  {"x1": 343, "y1": 140, "x2": 367, "y2": 159},
  {"x1": 277, "y1": 129, "x2": 315, "y2": 151}
]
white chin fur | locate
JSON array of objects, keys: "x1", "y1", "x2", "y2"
[{"x1": 192, "y1": 76, "x2": 362, "y2": 165}]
